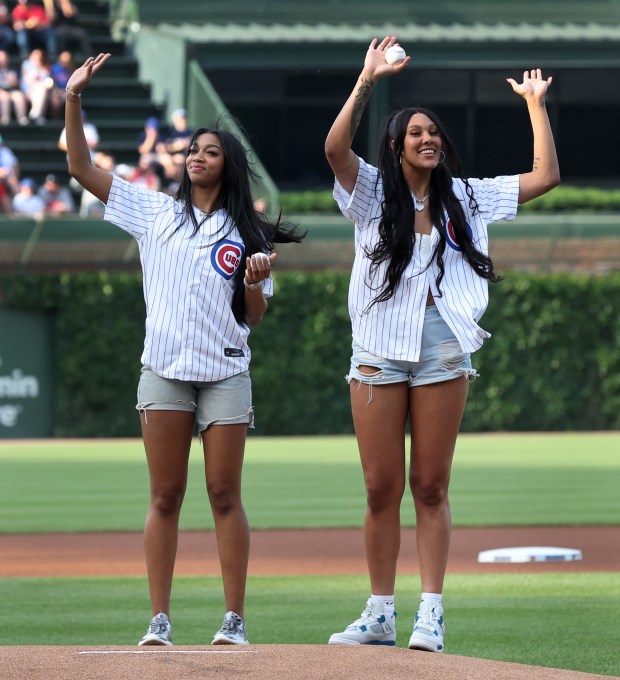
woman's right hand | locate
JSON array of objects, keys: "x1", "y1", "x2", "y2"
[
  {"x1": 65, "y1": 53, "x2": 111, "y2": 96},
  {"x1": 363, "y1": 36, "x2": 410, "y2": 81}
]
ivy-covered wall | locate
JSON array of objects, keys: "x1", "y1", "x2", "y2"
[{"x1": 1, "y1": 271, "x2": 619, "y2": 436}]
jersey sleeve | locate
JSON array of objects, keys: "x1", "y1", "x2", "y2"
[
  {"x1": 333, "y1": 158, "x2": 382, "y2": 228},
  {"x1": 104, "y1": 174, "x2": 173, "y2": 239},
  {"x1": 460, "y1": 175, "x2": 520, "y2": 223}
]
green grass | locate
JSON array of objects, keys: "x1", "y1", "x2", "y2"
[
  {"x1": 1, "y1": 434, "x2": 619, "y2": 676},
  {"x1": 1, "y1": 433, "x2": 619, "y2": 533},
  {"x1": 0, "y1": 573, "x2": 618, "y2": 676}
]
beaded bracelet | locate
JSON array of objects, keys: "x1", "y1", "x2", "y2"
[
  {"x1": 65, "y1": 88, "x2": 81, "y2": 98},
  {"x1": 244, "y1": 279, "x2": 263, "y2": 290}
]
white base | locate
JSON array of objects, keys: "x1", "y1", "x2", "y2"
[{"x1": 477, "y1": 546, "x2": 583, "y2": 563}]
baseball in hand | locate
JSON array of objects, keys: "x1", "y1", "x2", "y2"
[{"x1": 385, "y1": 45, "x2": 407, "y2": 65}]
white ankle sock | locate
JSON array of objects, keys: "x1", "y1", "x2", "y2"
[
  {"x1": 371, "y1": 594, "x2": 395, "y2": 617},
  {"x1": 420, "y1": 592, "x2": 442, "y2": 614}
]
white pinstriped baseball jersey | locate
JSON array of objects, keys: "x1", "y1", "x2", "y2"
[
  {"x1": 334, "y1": 158, "x2": 520, "y2": 361},
  {"x1": 104, "y1": 174, "x2": 273, "y2": 382}
]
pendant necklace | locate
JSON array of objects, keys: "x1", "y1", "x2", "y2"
[{"x1": 413, "y1": 193, "x2": 430, "y2": 212}]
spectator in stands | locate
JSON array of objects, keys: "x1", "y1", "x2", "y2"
[
  {"x1": 76, "y1": 150, "x2": 116, "y2": 216},
  {"x1": 0, "y1": 175, "x2": 12, "y2": 212},
  {"x1": 0, "y1": 49, "x2": 28, "y2": 125},
  {"x1": 0, "y1": 1, "x2": 15, "y2": 52},
  {"x1": 37, "y1": 172, "x2": 74, "y2": 214},
  {"x1": 12, "y1": 176, "x2": 45, "y2": 218},
  {"x1": 162, "y1": 151, "x2": 185, "y2": 195},
  {"x1": 58, "y1": 106, "x2": 99, "y2": 156},
  {"x1": 163, "y1": 108, "x2": 193, "y2": 154},
  {"x1": 152, "y1": 108, "x2": 195, "y2": 184},
  {"x1": 20, "y1": 47, "x2": 54, "y2": 124},
  {"x1": 51, "y1": 0, "x2": 91, "y2": 57},
  {"x1": 0, "y1": 133, "x2": 20, "y2": 194},
  {"x1": 137, "y1": 115, "x2": 163, "y2": 156},
  {"x1": 49, "y1": 49, "x2": 73, "y2": 114},
  {"x1": 11, "y1": 0, "x2": 56, "y2": 60},
  {"x1": 128, "y1": 153, "x2": 161, "y2": 192}
]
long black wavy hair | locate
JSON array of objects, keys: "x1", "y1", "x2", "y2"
[
  {"x1": 173, "y1": 126, "x2": 304, "y2": 323},
  {"x1": 367, "y1": 106, "x2": 501, "y2": 307}
]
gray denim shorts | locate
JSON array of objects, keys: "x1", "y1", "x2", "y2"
[
  {"x1": 136, "y1": 366, "x2": 254, "y2": 431},
  {"x1": 347, "y1": 305, "x2": 479, "y2": 388}
]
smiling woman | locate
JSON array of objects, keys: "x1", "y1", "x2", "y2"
[
  {"x1": 323, "y1": 36, "x2": 560, "y2": 652},
  {"x1": 62, "y1": 53, "x2": 305, "y2": 648}
]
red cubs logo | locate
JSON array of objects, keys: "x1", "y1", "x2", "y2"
[
  {"x1": 211, "y1": 239, "x2": 244, "y2": 279},
  {"x1": 446, "y1": 219, "x2": 473, "y2": 252}
]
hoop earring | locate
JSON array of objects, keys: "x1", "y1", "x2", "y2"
[{"x1": 439, "y1": 150, "x2": 446, "y2": 163}]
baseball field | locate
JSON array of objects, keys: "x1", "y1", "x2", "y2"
[{"x1": 0, "y1": 433, "x2": 618, "y2": 679}]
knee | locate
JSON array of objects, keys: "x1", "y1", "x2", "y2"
[
  {"x1": 409, "y1": 474, "x2": 449, "y2": 508},
  {"x1": 207, "y1": 483, "x2": 239, "y2": 516},
  {"x1": 151, "y1": 488, "x2": 185, "y2": 517},
  {"x1": 365, "y1": 477, "x2": 404, "y2": 514}
]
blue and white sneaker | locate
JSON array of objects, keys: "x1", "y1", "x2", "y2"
[
  {"x1": 138, "y1": 612, "x2": 173, "y2": 646},
  {"x1": 212, "y1": 611, "x2": 249, "y2": 645},
  {"x1": 328, "y1": 598, "x2": 396, "y2": 646},
  {"x1": 408, "y1": 603, "x2": 445, "y2": 653}
]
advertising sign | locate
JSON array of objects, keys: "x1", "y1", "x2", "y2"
[{"x1": 0, "y1": 308, "x2": 53, "y2": 438}]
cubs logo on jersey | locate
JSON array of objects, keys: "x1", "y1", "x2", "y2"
[
  {"x1": 211, "y1": 239, "x2": 245, "y2": 279},
  {"x1": 446, "y1": 219, "x2": 473, "y2": 252}
]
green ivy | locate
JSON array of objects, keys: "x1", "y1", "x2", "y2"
[
  {"x1": 280, "y1": 185, "x2": 620, "y2": 214},
  {"x1": 2, "y1": 271, "x2": 619, "y2": 436}
]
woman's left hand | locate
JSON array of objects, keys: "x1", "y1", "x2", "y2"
[
  {"x1": 507, "y1": 68, "x2": 552, "y2": 101},
  {"x1": 245, "y1": 252, "x2": 276, "y2": 284}
]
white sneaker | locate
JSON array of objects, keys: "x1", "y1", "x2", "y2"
[
  {"x1": 212, "y1": 611, "x2": 249, "y2": 645},
  {"x1": 328, "y1": 598, "x2": 396, "y2": 646},
  {"x1": 408, "y1": 603, "x2": 445, "y2": 652},
  {"x1": 138, "y1": 612, "x2": 173, "y2": 646}
]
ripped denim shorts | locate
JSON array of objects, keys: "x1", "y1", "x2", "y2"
[
  {"x1": 347, "y1": 305, "x2": 478, "y2": 388},
  {"x1": 136, "y1": 366, "x2": 254, "y2": 431}
]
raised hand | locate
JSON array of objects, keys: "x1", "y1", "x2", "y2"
[
  {"x1": 507, "y1": 69, "x2": 552, "y2": 101},
  {"x1": 65, "y1": 53, "x2": 112, "y2": 96},
  {"x1": 364, "y1": 36, "x2": 410, "y2": 80}
]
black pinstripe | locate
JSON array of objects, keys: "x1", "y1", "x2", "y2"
[
  {"x1": 334, "y1": 159, "x2": 519, "y2": 361},
  {"x1": 104, "y1": 175, "x2": 273, "y2": 382}
]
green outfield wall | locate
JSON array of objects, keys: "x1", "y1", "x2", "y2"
[{"x1": 1, "y1": 271, "x2": 618, "y2": 437}]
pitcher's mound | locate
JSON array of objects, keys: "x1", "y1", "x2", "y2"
[{"x1": 2, "y1": 644, "x2": 610, "y2": 680}]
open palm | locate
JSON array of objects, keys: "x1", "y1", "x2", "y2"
[
  {"x1": 507, "y1": 68, "x2": 552, "y2": 99},
  {"x1": 65, "y1": 53, "x2": 111, "y2": 95}
]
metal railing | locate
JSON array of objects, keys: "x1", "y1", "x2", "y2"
[{"x1": 186, "y1": 60, "x2": 280, "y2": 215}]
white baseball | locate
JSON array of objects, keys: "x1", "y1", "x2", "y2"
[{"x1": 385, "y1": 45, "x2": 407, "y2": 65}]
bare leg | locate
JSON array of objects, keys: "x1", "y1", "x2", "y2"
[
  {"x1": 141, "y1": 410, "x2": 195, "y2": 616},
  {"x1": 202, "y1": 423, "x2": 249, "y2": 617},
  {"x1": 11, "y1": 91, "x2": 27, "y2": 121},
  {"x1": 409, "y1": 377, "x2": 469, "y2": 593},
  {"x1": 0, "y1": 91, "x2": 9, "y2": 124},
  {"x1": 351, "y1": 377, "x2": 409, "y2": 595}
]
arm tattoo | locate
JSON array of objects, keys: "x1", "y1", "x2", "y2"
[
  {"x1": 350, "y1": 78, "x2": 374, "y2": 140},
  {"x1": 533, "y1": 157, "x2": 541, "y2": 171}
]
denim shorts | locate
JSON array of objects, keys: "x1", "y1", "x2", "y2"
[
  {"x1": 347, "y1": 306, "x2": 478, "y2": 389},
  {"x1": 136, "y1": 366, "x2": 254, "y2": 431}
]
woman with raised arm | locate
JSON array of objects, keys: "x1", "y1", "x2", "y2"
[
  {"x1": 325, "y1": 37, "x2": 559, "y2": 651},
  {"x1": 64, "y1": 54, "x2": 304, "y2": 647}
]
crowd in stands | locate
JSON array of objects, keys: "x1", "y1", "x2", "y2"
[{"x1": 0, "y1": 0, "x2": 195, "y2": 218}]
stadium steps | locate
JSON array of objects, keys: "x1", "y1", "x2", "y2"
[{"x1": 2, "y1": 0, "x2": 164, "y2": 187}]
